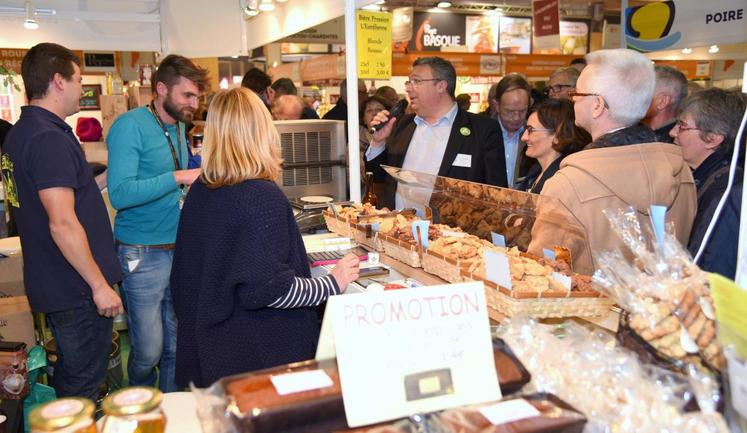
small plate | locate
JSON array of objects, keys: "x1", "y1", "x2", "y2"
[{"x1": 301, "y1": 195, "x2": 333, "y2": 203}]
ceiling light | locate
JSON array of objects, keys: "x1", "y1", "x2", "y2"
[
  {"x1": 681, "y1": 47, "x2": 692, "y2": 54},
  {"x1": 362, "y1": 4, "x2": 381, "y2": 10},
  {"x1": 23, "y1": 1, "x2": 37, "y2": 30},
  {"x1": 242, "y1": 0, "x2": 259, "y2": 16},
  {"x1": 437, "y1": 1, "x2": 451, "y2": 8},
  {"x1": 276, "y1": 0, "x2": 288, "y2": 2},
  {"x1": 709, "y1": 45, "x2": 719, "y2": 54},
  {"x1": 376, "y1": 0, "x2": 386, "y2": 3},
  {"x1": 259, "y1": 0, "x2": 275, "y2": 11}
]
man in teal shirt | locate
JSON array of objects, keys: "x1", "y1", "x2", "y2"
[{"x1": 107, "y1": 55, "x2": 208, "y2": 392}]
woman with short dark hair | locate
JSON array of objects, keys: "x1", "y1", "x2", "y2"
[{"x1": 517, "y1": 98, "x2": 591, "y2": 193}]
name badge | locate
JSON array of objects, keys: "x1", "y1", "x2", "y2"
[{"x1": 452, "y1": 153, "x2": 472, "y2": 168}]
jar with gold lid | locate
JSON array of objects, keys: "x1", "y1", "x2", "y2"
[
  {"x1": 29, "y1": 398, "x2": 96, "y2": 433},
  {"x1": 101, "y1": 386, "x2": 166, "y2": 433}
]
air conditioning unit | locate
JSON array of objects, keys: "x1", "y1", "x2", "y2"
[{"x1": 273, "y1": 119, "x2": 348, "y2": 201}]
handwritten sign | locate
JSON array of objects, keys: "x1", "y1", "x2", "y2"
[
  {"x1": 357, "y1": 11, "x2": 392, "y2": 79},
  {"x1": 327, "y1": 282, "x2": 501, "y2": 427}
]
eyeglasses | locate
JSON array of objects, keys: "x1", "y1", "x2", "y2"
[
  {"x1": 404, "y1": 78, "x2": 441, "y2": 87},
  {"x1": 525, "y1": 126, "x2": 554, "y2": 135},
  {"x1": 674, "y1": 119, "x2": 700, "y2": 132},
  {"x1": 546, "y1": 84, "x2": 574, "y2": 94},
  {"x1": 568, "y1": 91, "x2": 610, "y2": 109},
  {"x1": 500, "y1": 108, "x2": 528, "y2": 118}
]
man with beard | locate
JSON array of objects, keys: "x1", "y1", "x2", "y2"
[{"x1": 107, "y1": 55, "x2": 208, "y2": 392}]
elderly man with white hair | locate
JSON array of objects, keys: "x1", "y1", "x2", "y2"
[{"x1": 528, "y1": 49, "x2": 696, "y2": 274}]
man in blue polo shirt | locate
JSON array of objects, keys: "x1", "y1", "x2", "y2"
[
  {"x1": 107, "y1": 55, "x2": 207, "y2": 392},
  {"x1": 1, "y1": 43, "x2": 123, "y2": 401}
]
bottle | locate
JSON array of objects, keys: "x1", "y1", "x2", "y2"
[
  {"x1": 105, "y1": 72, "x2": 114, "y2": 94},
  {"x1": 362, "y1": 171, "x2": 377, "y2": 207},
  {"x1": 29, "y1": 398, "x2": 96, "y2": 433},
  {"x1": 100, "y1": 387, "x2": 166, "y2": 433},
  {"x1": 112, "y1": 74, "x2": 124, "y2": 95}
]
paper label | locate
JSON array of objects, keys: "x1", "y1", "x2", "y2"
[
  {"x1": 127, "y1": 260, "x2": 140, "y2": 272},
  {"x1": 479, "y1": 399, "x2": 541, "y2": 425},
  {"x1": 271, "y1": 370, "x2": 334, "y2": 396},
  {"x1": 551, "y1": 272, "x2": 572, "y2": 291},
  {"x1": 485, "y1": 251, "x2": 512, "y2": 290},
  {"x1": 452, "y1": 154, "x2": 472, "y2": 168},
  {"x1": 491, "y1": 232, "x2": 506, "y2": 248},
  {"x1": 411, "y1": 220, "x2": 431, "y2": 249},
  {"x1": 542, "y1": 248, "x2": 556, "y2": 260},
  {"x1": 649, "y1": 204, "x2": 667, "y2": 247}
]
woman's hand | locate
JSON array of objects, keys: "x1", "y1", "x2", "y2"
[{"x1": 329, "y1": 254, "x2": 360, "y2": 292}]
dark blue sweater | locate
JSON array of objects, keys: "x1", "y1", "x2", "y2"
[{"x1": 170, "y1": 179, "x2": 319, "y2": 387}]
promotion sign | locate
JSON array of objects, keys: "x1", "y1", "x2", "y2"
[
  {"x1": 625, "y1": 1, "x2": 747, "y2": 52},
  {"x1": 324, "y1": 282, "x2": 501, "y2": 427},
  {"x1": 357, "y1": 11, "x2": 392, "y2": 79},
  {"x1": 532, "y1": 0, "x2": 561, "y2": 52},
  {"x1": 409, "y1": 12, "x2": 466, "y2": 52},
  {"x1": 465, "y1": 16, "x2": 499, "y2": 53}
]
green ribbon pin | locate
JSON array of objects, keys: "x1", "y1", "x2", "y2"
[{"x1": 460, "y1": 127, "x2": 471, "y2": 136}]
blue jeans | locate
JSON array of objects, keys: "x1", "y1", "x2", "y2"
[
  {"x1": 117, "y1": 244, "x2": 177, "y2": 392},
  {"x1": 46, "y1": 299, "x2": 112, "y2": 401}
]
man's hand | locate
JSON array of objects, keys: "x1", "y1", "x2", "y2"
[
  {"x1": 91, "y1": 284, "x2": 124, "y2": 318},
  {"x1": 174, "y1": 168, "x2": 201, "y2": 186},
  {"x1": 329, "y1": 254, "x2": 360, "y2": 292},
  {"x1": 369, "y1": 110, "x2": 398, "y2": 147}
]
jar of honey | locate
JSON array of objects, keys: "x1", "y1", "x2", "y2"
[
  {"x1": 101, "y1": 387, "x2": 166, "y2": 433},
  {"x1": 29, "y1": 398, "x2": 96, "y2": 433}
]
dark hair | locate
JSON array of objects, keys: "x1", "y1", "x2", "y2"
[
  {"x1": 375, "y1": 85, "x2": 397, "y2": 99},
  {"x1": 494, "y1": 73, "x2": 531, "y2": 103},
  {"x1": 271, "y1": 77, "x2": 297, "y2": 96},
  {"x1": 359, "y1": 95, "x2": 391, "y2": 123},
  {"x1": 456, "y1": 93, "x2": 471, "y2": 110},
  {"x1": 152, "y1": 55, "x2": 209, "y2": 93},
  {"x1": 241, "y1": 68, "x2": 271, "y2": 94},
  {"x1": 534, "y1": 98, "x2": 591, "y2": 155},
  {"x1": 680, "y1": 88, "x2": 746, "y2": 156},
  {"x1": 570, "y1": 58, "x2": 587, "y2": 66},
  {"x1": 412, "y1": 57, "x2": 456, "y2": 98},
  {"x1": 21, "y1": 43, "x2": 81, "y2": 101}
]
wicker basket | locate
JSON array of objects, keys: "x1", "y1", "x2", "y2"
[
  {"x1": 351, "y1": 224, "x2": 385, "y2": 252},
  {"x1": 464, "y1": 270, "x2": 613, "y2": 319},
  {"x1": 380, "y1": 235, "x2": 423, "y2": 268},
  {"x1": 322, "y1": 211, "x2": 354, "y2": 238},
  {"x1": 422, "y1": 250, "x2": 471, "y2": 283}
]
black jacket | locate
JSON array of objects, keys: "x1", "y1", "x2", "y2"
[
  {"x1": 322, "y1": 100, "x2": 347, "y2": 121},
  {"x1": 688, "y1": 150, "x2": 740, "y2": 278},
  {"x1": 378, "y1": 109, "x2": 508, "y2": 209},
  {"x1": 516, "y1": 156, "x2": 563, "y2": 194}
]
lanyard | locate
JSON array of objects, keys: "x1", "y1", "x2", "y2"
[{"x1": 148, "y1": 102, "x2": 182, "y2": 172}]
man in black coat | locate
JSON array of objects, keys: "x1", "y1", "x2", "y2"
[{"x1": 366, "y1": 57, "x2": 507, "y2": 209}]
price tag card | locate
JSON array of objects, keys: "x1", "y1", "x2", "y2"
[
  {"x1": 328, "y1": 282, "x2": 501, "y2": 427},
  {"x1": 551, "y1": 272, "x2": 572, "y2": 291},
  {"x1": 542, "y1": 248, "x2": 556, "y2": 260},
  {"x1": 478, "y1": 399, "x2": 541, "y2": 425},
  {"x1": 649, "y1": 204, "x2": 667, "y2": 247},
  {"x1": 271, "y1": 370, "x2": 334, "y2": 396},
  {"x1": 485, "y1": 250, "x2": 512, "y2": 290},
  {"x1": 411, "y1": 220, "x2": 431, "y2": 249},
  {"x1": 491, "y1": 232, "x2": 506, "y2": 248}
]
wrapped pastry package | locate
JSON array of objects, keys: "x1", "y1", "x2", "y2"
[
  {"x1": 192, "y1": 342, "x2": 532, "y2": 433},
  {"x1": 496, "y1": 316, "x2": 729, "y2": 433},
  {"x1": 593, "y1": 207, "x2": 725, "y2": 373}
]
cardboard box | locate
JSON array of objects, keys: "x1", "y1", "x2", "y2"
[
  {"x1": 0, "y1": 255, "x2": 24, "y2": 298},
  {"x1": 0, "y1": 296, "x2": 35, "y2": 348}
]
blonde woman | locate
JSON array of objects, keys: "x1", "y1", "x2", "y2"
[{"x1": 170, "y1": 87, "x2": 359, "y2": 387}]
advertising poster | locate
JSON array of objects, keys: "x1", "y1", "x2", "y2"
[
  {"x1": 499, "y1": 17, "x2": 532, "y2": 54},
  {"x1": 409, "y1": 12, "x2": 466, "y2": 52},
  {"x1": 625, "y1": 0, "x2": 747, "y2": 52},
  {"x1": 532, "y1": 0, "x2": 561, "y2": 52},
  {"x1": 357, "y1": 11, "x2": 393, "y2": 79},
  {"x1": 559, "y1": 20, "x2": 589, "y2": 55},
  {"x1": 465, "y1": 16, "x2": 499, "y2": 53},
  {"x1": 392, "y1": 7, "x2": 414, "y2": 53}
]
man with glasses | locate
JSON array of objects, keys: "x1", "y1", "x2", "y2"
[
  {"x1": 527, "y1": 49, "x2": 696, "y2": 274},
  {"x1": 366, "y1": 56, "x2": 507, "y2": 209},
  {"x1": 545, "y1": 67, "x2": 579, "y2": 100},
  {"x1": 493, "y1": 74, "x2": 533, "y2": 188}
]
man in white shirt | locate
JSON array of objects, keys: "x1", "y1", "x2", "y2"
[{"x1": 366, "y1": 57, "x2": 507, "y2": 209}]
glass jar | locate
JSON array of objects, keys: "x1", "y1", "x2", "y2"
[
  {"x1": 101, "y1": 387, "x2": 166, "y2": 433},
  {"x1": 29, "y1": 398, "x2": 96, "y2": 433}
]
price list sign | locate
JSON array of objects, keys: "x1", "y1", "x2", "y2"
[{"x1": 356, "y1": 11, "x2": 392, "y2": 79}]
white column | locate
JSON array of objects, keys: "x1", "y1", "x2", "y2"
[
  {"x1": 734, "y1": 61, "x2": 747, "y2": 289},
  {"x1": 345, "y1": 0, "x2": 362, "y2": 202}
]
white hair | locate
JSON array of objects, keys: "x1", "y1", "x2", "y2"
[{"x1": 585, "y1": 49, "x2": 655, "y2": 126}]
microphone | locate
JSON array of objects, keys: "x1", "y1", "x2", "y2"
[{"x1": 368, "y1": 99, "x2": 408, "y2": 134}]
